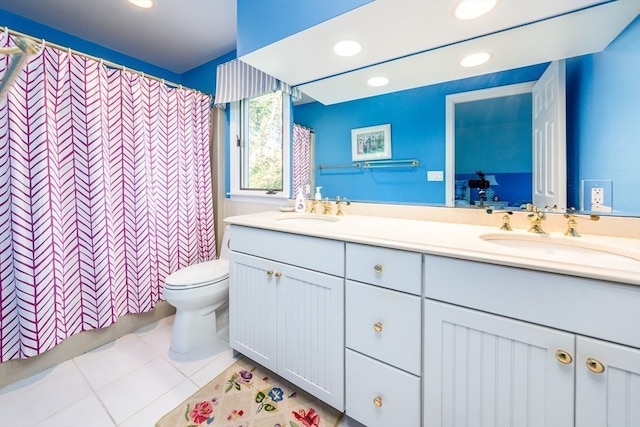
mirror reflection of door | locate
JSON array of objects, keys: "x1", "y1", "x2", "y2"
[
  {"x1": 532, "y1": 60, "x2": 567, "y2": 210},
  {"x1": 445, "y1": 61, "x2": 566, "y2": 210}
]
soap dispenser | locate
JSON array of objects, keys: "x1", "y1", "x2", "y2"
[
  {"x1": 295, "y1": 187, "x2": 306, "y2": 213},
  {"x1": 314, "y1": 186, "x2": 323, "y2": 200}
]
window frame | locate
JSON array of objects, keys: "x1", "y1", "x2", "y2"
[{"x1": 229, "y1": 91, "x2": 291, "y2": 203}]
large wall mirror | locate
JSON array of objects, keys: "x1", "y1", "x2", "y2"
[{"x1": 293, "y1": 16, "x2": 639, "y2": 217}]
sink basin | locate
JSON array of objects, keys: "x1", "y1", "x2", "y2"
[
  {"x1": 275, "y1": 213, "x2": 340, "y2": 226},
  {"x1": 480, "y1": 233, "x2": 640, "y2": 267}
]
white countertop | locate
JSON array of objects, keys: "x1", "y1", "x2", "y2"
[{"x1": 224, "y1": 211, "x2": 640, "y2": 286}]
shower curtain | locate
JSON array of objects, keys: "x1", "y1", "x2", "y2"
[
  {"x1": 0, "y1": 35, "x2": 215, "y2": 362},
  {"x1": 292, "y1": 124, "x2": 313, "y2": 196}
]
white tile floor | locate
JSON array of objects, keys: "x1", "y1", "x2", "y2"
[{"x1": 0, "y1": 316, "x2": 239, "y2": 427}]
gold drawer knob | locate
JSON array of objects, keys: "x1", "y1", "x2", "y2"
[
  {"x1": 373, "y1": 396, "x2": 383, "y2": 407},
  {"x1": 373, "y1": 264, "x2": 383, "y2": 274},
  {"x1": 373, "y1": 322, "x2": 383, "y2": 333},
  {"x1": 266, "y1": 270, "x2": 274, "y2": 277},
  {"x1": 555, "y1": 349, "x2": 573, "y2": 365},
  {"x1": 586, "y1": 358, "x2": 605, "y2": 374},
  {"x1": 274, "y1": 272, "x2": 283, "y2": 279}
]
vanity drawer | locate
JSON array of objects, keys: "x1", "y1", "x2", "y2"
[
  {"x1": 424, "y1": 254, "x2": 640, "y2": 348},
  {"x1": 346, "y1": 243, "x2": 421, "y2": 295},
  {"x1": 346, "y1": 349, "x2": 421, "y2": 427},
  {"x1": 346, "y1": 280, "x2": 421, "y2": 375},
  {"x1": 230, "y1": 225, "x2": 344, "y2": 276}
]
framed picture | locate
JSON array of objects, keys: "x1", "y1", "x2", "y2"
[{"x1": 351, "y1": 124, "x2": 392, "y2": 161}]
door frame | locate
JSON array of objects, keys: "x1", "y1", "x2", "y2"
[{"x1": 445, "y1": 81, "x2": 536, "y2": 207}]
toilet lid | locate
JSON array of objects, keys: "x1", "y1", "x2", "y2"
[{"x1": 164, "y1": 260, "x2": 229, "y2": 288}]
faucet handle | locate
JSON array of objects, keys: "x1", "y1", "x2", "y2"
[
  {"x1": 563, "y1": 210, "x2": 600, "y2": 237},
  {"x1": 321, "y1": 197, "x2": 332, "y2": 214},
  {"x1": 486, "y1": 208, "x2": 513, "y2": 231},
  {"x1": 335, "y1": 196, "x2": 351, "y2": 216}
]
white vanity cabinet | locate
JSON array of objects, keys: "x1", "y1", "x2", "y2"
[
  {"x1": 229, "y1": 225, "x2": 345, "y2": 410},
  {"x1": 423, "y1": 254, "x2": 640, "y2": 427},
  {"x1": 575, "y1": 336, "x2": 640, "y2": 427},
  {"x1": 344, "y1": 243, "x2": 422, "y2": 427}
]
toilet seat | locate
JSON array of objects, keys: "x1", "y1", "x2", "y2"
[{"x1": 164, "y1": 260, "x2": 229, "y2": 290}]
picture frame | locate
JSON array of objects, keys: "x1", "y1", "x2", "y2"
[{"x1": 351, "y1": 124, "x2": 392, "y2": 161}]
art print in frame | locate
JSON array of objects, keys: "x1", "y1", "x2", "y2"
[{"x1": 351, "y1": 124, "x2": 392, "y2": 161}]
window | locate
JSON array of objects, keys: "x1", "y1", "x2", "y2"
[{"x1": 230, "y1": 91, "x2": 291, "y2": 202}]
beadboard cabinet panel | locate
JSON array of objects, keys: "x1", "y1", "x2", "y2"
[
  {"x1": 229, "y1": 252, "x2": 278, "y2": 372},
  {"x1": 575, "y1": 336, "x2": 640, "y2": 427},
  {"x1": 229, "y1": 249, "x2": 345, "y2": 411},
  {"x1": 424, "y1": 300, "x2": 575, "y2": 427},
  {"x1": 277, "y1": 262, "x2": 344, "y2": 410}
]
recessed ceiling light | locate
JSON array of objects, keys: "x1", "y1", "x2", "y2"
[
  {"x1": 333, "y1": 40, "x2": 362, "y2": 57},
  {"x1": 367, "y1": 76, "x2": 389, "y2": 87},
  {"x1": 460, "y1": 52, "x2": 492, "y2": 67},
  {"x1": 454, "y1": 0, "x2": 498, "y2": 20},
  {"x1": 128, "y1": 0, "x2": 154, "y2": 8}
]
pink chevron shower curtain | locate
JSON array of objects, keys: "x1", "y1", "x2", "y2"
[
  {"x1": 0, "y1": 35, "x2": 215, "y2": 362},
  {"x1": 292, "y1": 124, "x2": 313, "y2": 195}
]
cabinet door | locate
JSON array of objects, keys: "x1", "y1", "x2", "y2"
[
  {"x1": 229, "y1": 252, "x2": 278, "y2": 372},
  {"x1": 276, "y1": 263, "x2": 345, "y2": 411},
  {"x1": 576, "y1": 336, "x2": 640, "y2": 427},
  {"x1": 424, "y1": 300, "x2": 575, "y2": 427}
]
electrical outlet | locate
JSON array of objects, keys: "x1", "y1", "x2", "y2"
[
  {"x1": 581, "y1": 180, "x2": 613, "y2": 212},
  {"x1": 591, "y1": 187, "x2": 604, "y2": 205}
]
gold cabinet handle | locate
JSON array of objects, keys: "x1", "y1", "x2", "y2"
[
  {"x1": 373, "y1": 322, "x2": 383, "y2": 333},
  {"x1": 266, "y1": 270, "x2": 274, "y2": 277},
  {"x1": 373, "y1": 396, "x2": 383, "y2": 407},
  {"x1": 555, "y1": 349, "x2": 573, "y2": 364},
  {"x1": 373, "y1": 264, "x2": 383, "y2": 274},
  {"x1": 274, "y1": 271, "x2": 283, "y2": 279},
  {"x1": 586, "y1": 358, "x2": 605, "y2": 374}
]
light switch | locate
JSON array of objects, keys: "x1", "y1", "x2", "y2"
[{"x1": 427, "y1": 170, "x2": 444, "y2": 181}]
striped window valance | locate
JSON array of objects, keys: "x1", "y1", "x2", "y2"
[{"x1": 214, "y1": 59, "x2": 301, "y2": 106}]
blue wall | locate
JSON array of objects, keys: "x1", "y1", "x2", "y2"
[
  {"x1": 295, "y1": 16, "x2": 640, "y2": 213},
  {"x1": 237, "y1": 0, "x2": 372, "y2": 57},
  {"x1": 566, "y1": 15, "x2": 640, "y2": 215},
  {"x1": 294, "y1": 64, "x2": 547, "y2": 205},
  {"x1": 0, "y1": 9, "x2": 180, "y2": 82},
  {"x1": 181, "y1": 50, "x2": 236, "y2": 96}
]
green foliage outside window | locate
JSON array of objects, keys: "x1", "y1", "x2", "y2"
[{"x1": 242, "y1": 91, "x2": 283, "y2": 190}]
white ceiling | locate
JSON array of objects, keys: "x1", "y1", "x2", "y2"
[
  {"x1": 298, "y1": 0, "x2": 640, "y2": 105},
  {"x1": 0, "y1": 0, "x2": 236, "y2": 74}
]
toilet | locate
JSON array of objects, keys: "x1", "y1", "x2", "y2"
[{"x1": 163, "y1": 226, "x2": 231, "y2": 354}]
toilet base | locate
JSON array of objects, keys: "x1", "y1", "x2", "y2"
[{"x1": 170, "y1": 306, "x2": 219, "y2": 354}]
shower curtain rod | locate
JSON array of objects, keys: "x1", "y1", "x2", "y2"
[{"x1": 2, "y1": 27, "x2": 211, "y2": 98}]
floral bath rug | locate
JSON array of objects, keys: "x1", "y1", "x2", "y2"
[{"x1": 155, "y1": 357, "x2": 343, "y2": 427}]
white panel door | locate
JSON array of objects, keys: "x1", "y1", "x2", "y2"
[
  {"x1": 424, "y1": 300, "x2": 575, "y2": 427},
  {"x1": 576, "y1": 336, "x2": 640, "y2": 427},
  {"x1": 532, "y1": 59, "x2": 566, "y2": 209},
  {"x1": 277, "y1": 263, "x2": 345, "y2": 410},
  {"x1": 229, "y1": 252, "x2": 278, "y2": 372}
]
